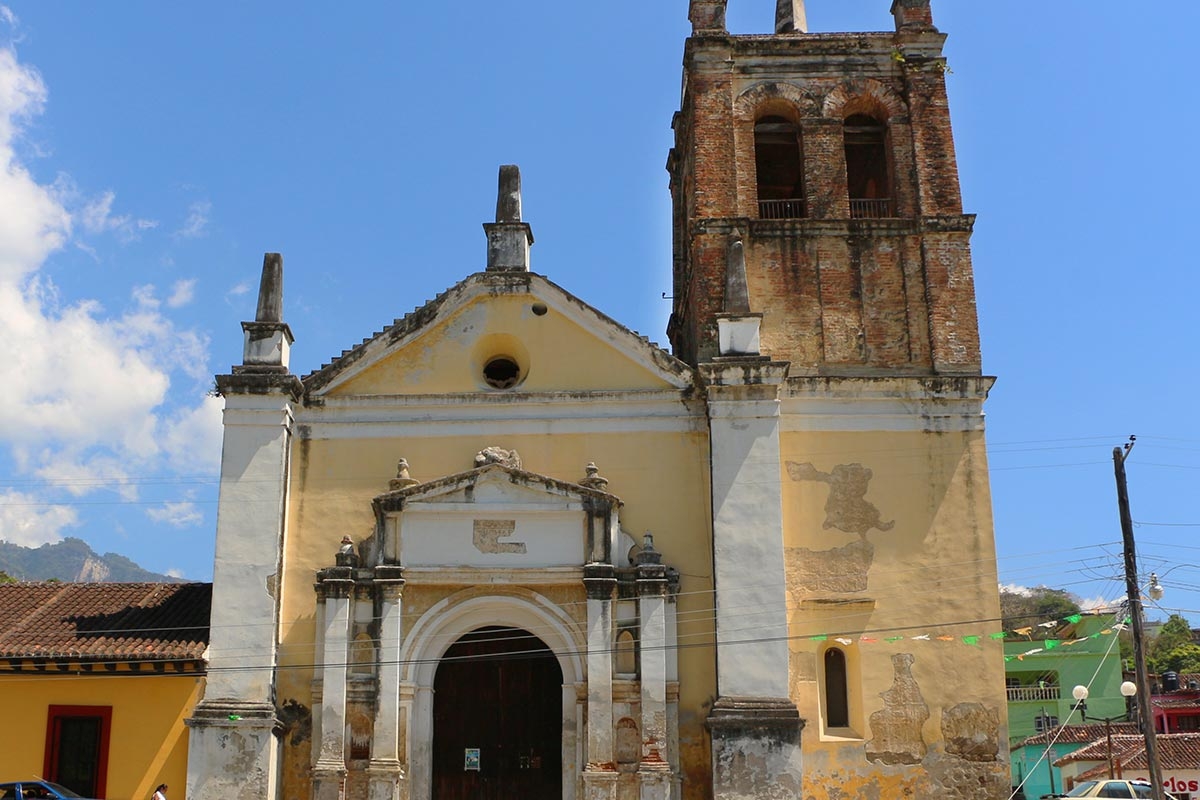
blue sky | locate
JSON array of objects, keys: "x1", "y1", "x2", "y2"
[{"x1": 0, "y1": 2, "x2": 1197, "y2": 626}]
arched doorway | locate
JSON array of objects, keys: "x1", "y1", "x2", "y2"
[{"x1": 432, "y1": 626, "x2": 564, "y2": 800}]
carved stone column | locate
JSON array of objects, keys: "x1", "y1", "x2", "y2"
[
  {"x1": 582, "y1": 563, "x2": 618, "y2": 800},
  {"x1": 636, "y1": 538, "x2": 671, "y2": 800},
  {"x1": 313, "y1": 566, "x2": 353, "y2": 800},
  {"x1": 368, "y1": 566, "x2": 406, "y2": 800}
]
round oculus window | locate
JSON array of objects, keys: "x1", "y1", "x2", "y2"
[{"x1": 482, "y1": 356, "x2": 521, "y2": 389}]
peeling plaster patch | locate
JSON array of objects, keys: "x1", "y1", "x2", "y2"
[
  {"x1": 785, "y1": 539, "x2": 874, "y2": 594},
  {"x1": 786, "y1": 462, "x2": 894, "y2": 535},
  {"x1": 865, "y1": 653, "x2": 928, "y2": 765},
  {"x1": 278, "y1": 699, "x2": 312, "y2": 747},
  {"x1": 266, "y1": 572, "x2": 278, "y2": 599},
  {"x1": 789, "y1": 651, "x2": 816, "y2": 701},
  {"x1": 926, "y1": 755, "x2": 1010, "y2": 799},
  {"x1": 790, "y1": 650, "x2": 817, "y2": 683},
  {"x1": 472, "y1": 519, "x2": 526, "y2": 554},
  {"x1": 942, "y1": 702, "x2": 1000, "y2": 762},
  {"x1": 217, "y1": 729, "x2": 264, "y2": 773},
  {"x1": 616, "y1": 716, "x2": 640, "y2": 769}
]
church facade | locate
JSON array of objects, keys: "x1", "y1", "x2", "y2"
[{"x1": 186, "y1": 2, "x2": 1010, "y2": 799}]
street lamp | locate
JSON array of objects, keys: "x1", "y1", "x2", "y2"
[{"x1": 1073, "y1": 682, "x2": 1139, "y2": 779}]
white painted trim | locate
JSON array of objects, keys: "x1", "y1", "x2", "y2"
[
  {"x1": 779, "y1": 376, "x2": 992, "y2": 432},
  {"x1": 779, "y1": 397, "x2": 987, "y2": 433},
  {"x1": 405, "y1": 502, "x2": 586, "y2": 514},
  {"x1": 295, "y1": 392, "x2": 705, "y2": 438},
  {"x1": 401, "y1": 567, "x2": 585, "y2": 585}
]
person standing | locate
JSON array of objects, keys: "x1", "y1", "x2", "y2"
[{"x1": 152, "y1": 784, "x2": 168, "y2": 800}]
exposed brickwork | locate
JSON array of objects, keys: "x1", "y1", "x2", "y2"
[{"x1": 667, "y1": 10, "x2": 981, "y2": 375}]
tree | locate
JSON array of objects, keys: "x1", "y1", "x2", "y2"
[
  {"x1": 1152, "y1": 643, "x2": 1200, "y2": 675},
  {"x1": 0, "y1": 571, "x2": 14, "y2": 584},
  {"x1": 1000, "y1": 586, "x2": 1082, "y2": 636},
  {"x1": 1147, "y1": 614, "x2": 1198, "y2": 674}
]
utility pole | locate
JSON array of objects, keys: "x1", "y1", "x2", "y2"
[{"x1": 1115, "y1": 439, "x2": 1164, "y2": 799}]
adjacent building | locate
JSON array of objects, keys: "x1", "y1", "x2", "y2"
[
  {"x1": 0, "y1": 582, "x2": 210, "y2": 799},
  {"x1": 188, "y1": 2, "x2": 1010, "y2": 799}
]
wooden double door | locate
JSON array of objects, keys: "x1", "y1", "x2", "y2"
[{"x1": 432, "y1": 626, "x2": 564, "y2": 800}]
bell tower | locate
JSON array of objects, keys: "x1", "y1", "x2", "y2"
[
  {"x1": 668, "y1": 0, "x2": 979, "y2": 374},
  {"x1": 672, "y1": 2, "x2": 1010, "y2": 798}
]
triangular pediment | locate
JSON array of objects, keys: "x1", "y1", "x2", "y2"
[
  {"x1": 374, "y1": 464, "x2": 622, "y2": 569},
  {"x1": 374, "y1": 463, "x2": 619, "y2": 514},
  {"x1": 303, "y1": 272, "x2": 693, "y2": 397}
]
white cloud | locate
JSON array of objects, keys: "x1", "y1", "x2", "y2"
[
  {"x1": 0, "y1": 43, "x2": 222, "y2": 531},
  {"x1": 146, "y1": 501, "x2": 203, "y2": 528},
  {"x1": 0, "y1": 488, "x2": 78, "y2": 547},
  {"x1": 79, "y1": 190, "x2": 157, "y2": 243},
  {"x1": 165, "y1": 567, "x2": 184, "y2": 579},
  {"x1": 176, "y1": 199, "x2": 210, "y2": 238},
  {"x1": 167, "y1": 278, "x2": 195, "y2": 308},
  {"x1": 226, "y1": 280, "x2": 251, "y2": 304},
  {"x1": 161, "y1": 394, "x2": 223, "y2": 475},
  {"x1": 132, "y1": 283, "x2": 159, "y2": 308},
  {"x1": 0, "y1": 8, "x2": 15, "y2": 29}
]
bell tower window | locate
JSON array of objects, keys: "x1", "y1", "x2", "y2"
[
  {"x1": 843, "y1": 114, "x2": 891, "y2": 218},
  {"x1": 754, "y1": 116, "x2": 805, "y2": 219}
]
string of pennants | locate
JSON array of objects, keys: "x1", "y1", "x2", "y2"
[{"x1": 799, "y1": 613, "x2": 1130, "y2": 661}]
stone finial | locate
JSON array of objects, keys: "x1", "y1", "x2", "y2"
[
  {"x1": 336, "y1": 535, "x2": 358, "y2": 567},
  {"x1": 890, "y1": 0, "x2": 935, "y2": 32},
  {"x1": 725, "y1": 239, "x2": 750, "y2": 315},
  {"x1": 637, "y1": 532, "x2": 663, "y2": 565},
  {"x1": 484, "y1": 165, "x2": 534, "y2": 272},
  {"x1": 474, "y1": 446, "x2": 522, "y2": 470},
  {"x1": 389, "y1": 458, "x2": 420, "y2": 491},
  {"x1": 496, "y1": 164, "x2": 522, "y2": 223},
  {"x1": 688, "y1": 0, "x2": 726, "y2": 34},
  {"x1": 775, "y1": 0, "x2": 808, "y2": 34},
  {"x1": 716, "y1": 237, "x2": 763, "y2": 357},
  {"x1": 255, "y1": 252, "x2": 284, "y2": 323},
  {"x1": 579, "y1": 462, "x2": 609, "y2": 492},
  {"x1": 237, "y1": 252, "x2": 294, "y2": 372}
]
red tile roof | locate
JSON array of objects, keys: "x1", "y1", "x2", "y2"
[
  {"x1": 1015, "y1": 722, "x2": 1140, "y2": 749},
  {"x1": 0, "y1": 582, "x2": 211, "y2": 662},
  {"x1": 1054, "y1": 733, "x2": 1200, "y2": 779}
]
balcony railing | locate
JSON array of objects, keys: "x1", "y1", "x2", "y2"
[
  {"x1": 850, "y1": 197, "x2": 893, "y2": 219},
  {"x1": 1007, "y1": 685, "x2": 1061, "y2": 702},
  {"x1": 758, "y1": 198, "x2": 806, "y2": 220}
]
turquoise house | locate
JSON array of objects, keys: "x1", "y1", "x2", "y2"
[{"x1": 1005, "y1": 613, "x2": 1129, "y2": 797}]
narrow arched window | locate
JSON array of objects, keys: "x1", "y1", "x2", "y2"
[
  {"x1": 843, "y1": 113, "x2": 891, "y2": 218},
  {"x1": 616, "y1": 628, "x2": 637, "y2": 676},
  {"x1": 754, "y1": 116, "x2": 805, "y2": 219},
  {"x1": 824, "y1": 648, "x2": 850, "y2": 728}
]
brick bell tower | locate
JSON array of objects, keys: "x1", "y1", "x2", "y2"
[
  {"x1": 670, "y1": 2, "x2": 1008, "y2": 798},
  {"x1": 668, "y1": 0, "x2": 979, "y2": 374}
]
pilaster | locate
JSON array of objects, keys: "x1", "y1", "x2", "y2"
[
  {"x1": 636, "y1": 543, "x2": 671, "y2": 800},
  {"x1": 701, "y1": 359, "x2": 803, "y2": 800},
  {"x1": 369, "y1": 566, "x2": 406, "y2": 800},
  {"x1": 583, "y1": 563, "x2": 618, "y2": 800},
  {"x1": 312, "y1": 567, "x2": 354, "y2": 800},
  {"x1": 701, "y1": 360, "x2": 791, "y2": 698},
  {"x1": 187, "y1": 385, "x2": 299, "y2": 800}
]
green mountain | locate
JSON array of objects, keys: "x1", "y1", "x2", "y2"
[{"x1": 0, "y1": 537, "x2": 181, "y2": 583}]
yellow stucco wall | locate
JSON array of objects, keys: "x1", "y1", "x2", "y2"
[
  {"x1": 780, "y1": 427, "x2": 1009, "y2": 797},
  {"x1": 329, "y1": 293, "x2": 676, "y2": 396},
  {"x1": 276, "y1": 426, "x2": 716, "y2": 797},
  {"x1": 0, "y1": 672, "x2": 202, "y2": 800}
]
